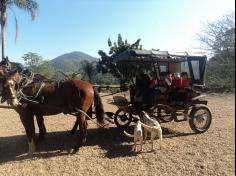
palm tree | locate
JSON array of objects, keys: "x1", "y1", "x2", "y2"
[{"x1": 0, "y1": 0, "x2": 39, "y2": 60}]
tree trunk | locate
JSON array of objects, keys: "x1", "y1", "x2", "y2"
[{"x1": 1, "y1": 8, "x2": 7, "y2": 61}]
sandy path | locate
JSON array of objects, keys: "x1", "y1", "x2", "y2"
[{"x1": 0, "y1": 93, "x2": 234, "y2": 176}]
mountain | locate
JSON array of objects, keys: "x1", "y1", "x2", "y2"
[{"x1": 51, "y1": 51, "x2": 97, "y2": 72}]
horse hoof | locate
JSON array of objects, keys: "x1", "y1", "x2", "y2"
[
  {"x1": 82, "y1": 138, "x2": 87, "y2": 144},
  {"x1": 28, "y1": 150, "x2": 35, "y2": 157},
  {"x1": 71, "y1": 148, "x2": 79, "y2": 154},
  {"x1": 28, "y1": 140, "x2": 36, "y2": 156},
  {"x1": 28, "y1": 153, "x2": 33, "y2": 157}
]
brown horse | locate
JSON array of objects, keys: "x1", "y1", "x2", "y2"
[{"x1": 1, "y1": 70, "x2": 106, "y2": 155}]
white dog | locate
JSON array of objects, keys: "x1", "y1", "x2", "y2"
[
  {"x1": 124, "y1": 119, "x2": 143, "y2": 151},
  {"x1": 140, "y1": 111, "x2": 162, "y2": 151}
]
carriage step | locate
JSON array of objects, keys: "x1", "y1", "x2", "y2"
[
  {"x1": 174, "y1": 119, "x2": 187, "y2": 122},
  {"x1": 174, "y1": 117, "x2": 188, "y2": 122}
]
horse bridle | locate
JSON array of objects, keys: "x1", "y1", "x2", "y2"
[{"x1": 2, "y1": 70, "x2": 44, "y2": 104}]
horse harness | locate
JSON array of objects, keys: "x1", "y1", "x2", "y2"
[{"x1": 13, "y1": 71, "x2": 46, "y2": 104}]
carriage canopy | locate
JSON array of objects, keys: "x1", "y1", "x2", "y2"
[{"x1": 114, "y1": 49, "x2": 207, "y2": 86}]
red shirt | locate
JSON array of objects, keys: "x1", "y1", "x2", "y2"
[
  {"x1": 158, "y1": 79, "x2": 166, "y2": 87},
  {"x1": 172, "y1": 77, "x2": 182, "y2": 88},
  {"x1": 181, "y1": 78, "x2": 191, "y2": 88}
]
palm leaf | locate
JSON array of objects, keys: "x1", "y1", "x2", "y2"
[
  {"x1": 10, "y1": 0, "x2": 39, "y2": 20},
  {"x1": 8, "y1": 7, "x2": 19, "y2": 43}
]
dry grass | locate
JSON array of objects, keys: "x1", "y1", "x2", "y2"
[{"x1": 0, "y1": 93, "x2": 234, "y2": 176}]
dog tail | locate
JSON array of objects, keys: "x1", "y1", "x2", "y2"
[{"x1": 124, "y1": 130, "x2": 134, "y2": 138}]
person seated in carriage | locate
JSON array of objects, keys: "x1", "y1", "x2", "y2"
[
  {"x1": 133, "y1": 70, "x2": 172, "y2": 110},
  {"x1": 180, "y1": 72, "x2": 192, "y2": 89},
  {"x1": 155, "y1": 71, "x2": 172, "y2": 93},
  {"x1": 148, "y1": 71, "x2": 161, "y2": 105},
  {"x1": 133, "y1": 71, "x2": 158, "y2": 109},
  {"x1": 149, "y1": 71, "x2": 173, "y2": 107},
  {"x1": 168, "y1": 72, "x2": 192, "y2": 105},
  {"x1": 178, "y1": 72, "x2": 192, "y2": 104},
  {"x1": 149, "y1": 71, "x2": 158, "y2": 89},
  {"x1": 168, "y1": 72, "x2": 179, "y2": 105},
  {"x1": 133, "y1": 71, "x2": 150, "y2": 104}
]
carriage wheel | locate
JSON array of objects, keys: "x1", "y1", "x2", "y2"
[
  {"x1": 114, "y1": 109, "x2": 133, "y2": 127},
  {"x1": 153, "y1": 105, "x2": 174, "y2": 123},
  {"x1": 189, "y1": 106, "x2": 212, "y2": 133}
]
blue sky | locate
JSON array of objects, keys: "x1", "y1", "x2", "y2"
[{"x1": 4, "y1": 0, "x2": 235, "y2": 63}]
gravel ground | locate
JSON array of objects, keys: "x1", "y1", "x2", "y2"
[{"x1": 0, "y1": 93, "x2": 234, "y2": 176}]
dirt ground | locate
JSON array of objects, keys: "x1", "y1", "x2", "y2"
[{"x1": 0, "y1": 93, "x2": 235, "y2": 176}]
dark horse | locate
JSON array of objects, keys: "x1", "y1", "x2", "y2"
[{"x1": 1, "y1": 70, "x2": 106, "y2": 155}]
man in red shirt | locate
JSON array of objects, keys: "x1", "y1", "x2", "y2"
[
  {"x1": 154, "y1": 72, "x2": 172, "y2": 94},
  {"x1": 169, "y1": 72, "x2": 192, "y2": 105},
  {"x1": 171, "y1": 72, "x2": 182, "y2": 88},
  {"x1": 180, "y1": 72, "x2": 192, "y2": 88}
]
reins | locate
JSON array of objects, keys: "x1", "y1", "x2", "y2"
[
  {"x1": 70, "y1": 108, "x2": 109, "y2": 128},
  {"x1": 2, "y1": 101, "x2": 108, "y2": 128}
]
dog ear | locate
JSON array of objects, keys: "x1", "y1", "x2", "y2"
[{"x1": 141, "y1": 111, "x2": 146, "y2": 118}]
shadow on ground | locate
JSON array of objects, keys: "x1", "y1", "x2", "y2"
[{"x1": 0, "y1": 126, "x2": 196, "y2": 164}]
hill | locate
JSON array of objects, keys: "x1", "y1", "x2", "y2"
[{"x1": 51, "y1": 51, "x2": 97, "y2": 72}]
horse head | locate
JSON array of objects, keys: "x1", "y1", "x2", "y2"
[{"x1": 1, "y1": 70, "x2": 22, "y2": 106}]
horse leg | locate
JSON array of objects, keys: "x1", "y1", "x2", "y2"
[
  {"x1": 70, "y1": 116, "x2": 80, "y2": 134},
  {"x1": 86, "y1": 105, "x2": 93, "y2": 120},
  {"x1": 35, "y1": 114, "x2": 46, "y2": 142},
  {"x1": 70, "y1": 105, "x2": 92, "y2": 134},
  {"x1": 19, "y1": 111, "x2": 36, "y2": 156},
  {"x1": 73, "y1": 114, "x2": 88, "y2": 153}
]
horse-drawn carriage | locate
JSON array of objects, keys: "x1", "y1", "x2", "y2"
[
  {"x1": 110, "y1": 49, "x2": 212, "y2": 133},
  {"x1": 0, "y1": 51, "x2": 212, "y2": 155}
]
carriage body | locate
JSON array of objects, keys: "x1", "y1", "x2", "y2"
[{"x1": 113, "y1": 49, "x2": 212, "y2": 133}]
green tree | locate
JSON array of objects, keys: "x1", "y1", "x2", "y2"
[
  {"x1": 0, "y1": 0, "x2": 39, "y2": 60},
  {"x1": 93, "y1": 72, "x2": 119, "y2": 85},
  {"x1": 54, "y1": 70, "x2": 80, "y2": 80},
  {"x1": 38, "y1": 60, "x2": 55, "y2": 78},
  {"x1": 97, "y1": 34, "x2": 142, "y2": 84},
  {"x1": 197, "y1": 11, "x2": 235, "y2": 91},
  {"x1": 22, "y1": 52, "x2": 55, "y2": 78},
  {"x1": 79, "y1": 60, "x2": 97, "y2": 83},
  {"x1": 197, "y1": 11, "x2": 235, "y2": 53}
]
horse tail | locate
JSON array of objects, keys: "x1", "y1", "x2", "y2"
[{"x1": 93, "y1": 89, "x2": 105, "y2": 125}]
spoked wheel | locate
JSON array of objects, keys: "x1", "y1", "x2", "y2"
[
  {"x1": 114, "y1": 108, "x2": 133, "y2": 127},
  {"x1": 189, "y1": 106, "x2": 212, "y2": 133},
  {"x1": 153, "y1": 105, "x2": 175, "y2": 123}
]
